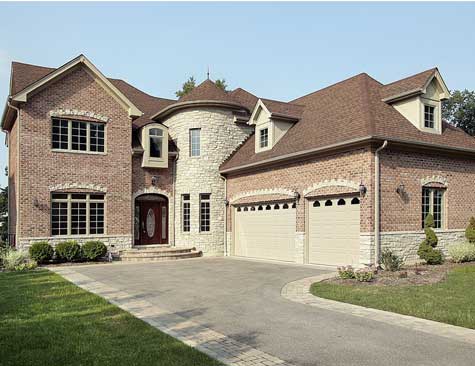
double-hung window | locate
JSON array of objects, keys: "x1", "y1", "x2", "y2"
[
  {"x1": 259, "y1": 128, "x2": 269, "y2": 148},
  {"x1": 149, "y1": 128, "x2": 163, "y2": 158},
  {"x1": 182, "y1": 194, "x2": 190, "y2": 232},
  {"x1": 190, "y1": 128, "x2": 201, "y2": 157},
  {"x1": 52, "y1": 118, "x2": 105, "y2": 153},
  {"x1": 199, "y1": 194, "x2": 211, "y2": 232},
  {"x1": 422, "y1": 187, "x2": 444, "y2": 229},
  {"x1": 424, "y1": 105, "x2": 435, "y2": 129},
  {"x1": 51, "y1": 193, "x2": 105, "y2": 236}
]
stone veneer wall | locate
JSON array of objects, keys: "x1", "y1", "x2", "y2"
[{"x1": 164, "y1": 108, "x2": 253, "y2": 256}]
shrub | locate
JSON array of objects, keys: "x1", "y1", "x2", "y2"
[
  {"x1": 82, "y1": 241, "x2": 107, "y2": 261},
  {"x1": 354, "y1": 268, "x2": 374, "y2": 282},
  {"x1": 380, "y1": 249, "x2": 404, "y2": 271},
  {"x1": 448, "y1": 242, "x2": 475, "y2": 263},
  {"x1": 55, "y1": 240, "x2": 82, "y2": 262},
  {"x1": 337, "y1": 265, "x2": 355, "y2": 279},
  {"x1": 29, "y1": 241, "x2": 54, "y2": 264},
  {"x1": 14, "y1": 261, "x2": 38, "y2": 271},
  {"x1": 465, "y1": 217, "x2": 475, "y2": 244},
  {"x1": 0, "y1": 249, "x2": 30, "y2": 271},
  {"x1": 418, "y1": 214, "x2": 444, "y2": 265}
]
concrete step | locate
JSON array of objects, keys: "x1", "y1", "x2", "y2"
[
  {"x1": 120, "y1": 250, "x2": 202, "y2": 262},
  {"x1": 119, "y1": 246, "x2": 196, "y2": 256}
]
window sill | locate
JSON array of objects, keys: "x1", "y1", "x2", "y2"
[
  {"x1": 52, "y1": 149, "x2": 107, "y2": 156},
  {"x1": 50, "y1": 233, "x2": 108, "y2": 238}
]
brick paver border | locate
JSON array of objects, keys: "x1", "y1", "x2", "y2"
[
  {"x1": 51, "y1": 267, "x2": 295, "y2": 366},
  {"x1": 281, "y1": 272, "x2": 475, "y2": 346}
]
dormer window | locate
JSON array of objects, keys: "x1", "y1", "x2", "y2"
[
  {"x1": 259, "y1": 128, "x2": 269, "y2": 148},
  {"x1": 424, "y1": 105, "x2": 435, "y2": 129},
  {"x1": 141, "y1": 124, "x2": 168, "y2": 168},
  {"x1": 149, "y1": 128, "x2": 163, "y2": 158}
]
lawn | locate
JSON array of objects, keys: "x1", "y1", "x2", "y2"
[
  {"x1": 310, "y1": 265, "x2": 475, "y2": 329},
  {"x1": 0, "y1": 269, "x2": 222, "y2": 366}
]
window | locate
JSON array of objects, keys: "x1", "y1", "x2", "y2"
[
  {"x1": 351, "y1": 197, "x2": 360, "y2": 205},
  {"x1": 313, "y1": 201, "x2": 320, "y2": 207},
  {"x1": 424, "y1": 105, "x2": 435, "y2": 129},
  {"x1": 325, "y1": 200, "x2": 333, "y2": 206},
  {"x1": 199, "y1": 194, "x2": 210, "y2": 232},
  {"x1": 52, "y1": 118, "x2": 105, "y2": 153},
  {"x1": 149, "y1": 128, "x2": 163, "y2": 158},
  {"x1": 422, "y1": 188, "x2": 444, "y2": 229},
  {"x1": 259, "y1": 128, "x2": 269, "y2": 148},
  {"x1": 182, "y1": 194, "x2": 190, "y2": 232},
  {"x1": 190, "y1": 128, "x2": 201, "y2": 157},
  {"x1": 51, "y1": 193, "x2": 104, "y2": 236}
]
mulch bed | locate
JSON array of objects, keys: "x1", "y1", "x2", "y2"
[{"x1": 324, "y1": 262, "x2": 475, "y2": 287}]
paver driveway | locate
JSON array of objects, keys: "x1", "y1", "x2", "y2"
[{"x1": 68, "y1": 258, "x2": 475, "y2": 366}]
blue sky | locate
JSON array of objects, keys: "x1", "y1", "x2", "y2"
[{"x1": 0, "y1": 2, "x2": 474, "y2": 187}]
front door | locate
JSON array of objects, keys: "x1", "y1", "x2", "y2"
[{"x1": 137, "y1": 200, "x2": 168, "y2": 245}]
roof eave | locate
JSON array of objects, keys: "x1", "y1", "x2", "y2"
[
  {"x1": 151, "y1": 100, "x2": 248, "y2": 121},
  {"x1": 381, "y1": 89, "x2": 423, "y2": 103}
]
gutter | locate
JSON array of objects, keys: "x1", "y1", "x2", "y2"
[
  {"x1": 172, "y1": 152, "x2": 178, "y2": 247},
  {"x1": 7, "y1": 101, "x2": 19, "y2": 247},
  {"x1": 374, "y1": 140, "x2": 388, "y2": 267},
  {"x1": 221, "y1": 174, "x2": 228, "y2": 256}
]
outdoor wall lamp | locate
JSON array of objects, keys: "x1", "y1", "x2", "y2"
[
  {"x1": 396, "y1": 183, "x2": 405, "y2": 195},
  {"x1": 151, "y1": 176, "x2": 159, "y2": 186},
  {"x1": 33, "y1": 198, "x2": 40, "y2": 208},
  {"x1": 293, "y1": 191, "x2": 301, "y2": 201},
  {"x1": 359, "y1": 183, "x2": 367, "y2": 196},
  {"x1": 224, "y1": 199, "x2": 229, "y2": 206}
]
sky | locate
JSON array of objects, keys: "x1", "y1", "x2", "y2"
[{"x1": 0, "y1": 2, "x2": 474, "y2": 187}]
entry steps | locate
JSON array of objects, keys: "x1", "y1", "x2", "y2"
[{"x1": 119, "y1": 245, "x2": 202, "y2": 262}]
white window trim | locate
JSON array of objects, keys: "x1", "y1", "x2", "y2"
[
  {"x1": 422, "y1": 187, "x2": 446, "y2": 229},
  {"x1": 259, "y1": 127, "x2": 269, "y2": 149},
  {"x1": 419, "y1": 99, "x2": 441, "y2": 134},
  {"x1": 141, "y1": 123, "x2": 169, "y2": 168},
  {"x1": 189, "y1": 128, "x2": 201, "y2": 157},
  {"x1": 51, "y1": 193, "x2": 106, "y2": 237},
  {"x1": 51, "y1": 118, "x2": 107, "y2": 155},
  {"x1": 182, "y1": 194, "x2": 191, "y2": 233},
  {"x1": 199, "y1": 193, "x2": 211, "y2": 233},
  {"x1": 255, "y1": 125, "x2": 272, "y2": 153}
]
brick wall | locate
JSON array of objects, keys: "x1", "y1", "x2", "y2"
[{"x1": 17, "y1": 66, "x2": 133, "y2": 246}]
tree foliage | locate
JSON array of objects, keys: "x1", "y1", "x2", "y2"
[
  {"x1": 175, "y1": 76, "x2": 196, "y2": 98},
  {"x1": 443, "y1": 90, "x2": 475, "y2": 136},
  {"x1": 0, "y1": 186, "x2": 7, "y2": 243},
  {"x1": 417, "y1": 214, "x2": 444, "y2": 265},
  {"x1": 215, "y1": 78, "x2": 228, "y2": 92}
]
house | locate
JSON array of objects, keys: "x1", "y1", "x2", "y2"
[{"x1": 2, "y1": 54, "x2": 475, "y2": 267}]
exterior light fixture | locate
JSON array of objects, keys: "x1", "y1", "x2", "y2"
[
  {"x1": 224, "y1": 199, "x2": 229, "y2": 206},
  {"x1": 293, "y1": 191, "x2": 301, "y2": 201},
  {"x1": 359, "y1": 183, "x2": 367, "y2": 196},
  {"x1": 33, "y1": 198, "x2": 40, "y2": 208},
  {"x1": 396, "y1": 183, "x2": 405, "y2": 195},
  {"x1": 151, "y1": 176, "x2": 159, "y2": 186}
]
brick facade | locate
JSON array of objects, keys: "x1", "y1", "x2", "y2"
[{"x1": 14, "y1": 66, "x2": 133, "y2": 249}]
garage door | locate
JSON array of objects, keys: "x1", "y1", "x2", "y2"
[
  {"x1": 234, "y1": 202, "x2": 296, "y2": 262},
  {"x1": 308, "y1": 196, "x2": 360, "y2": 266}
]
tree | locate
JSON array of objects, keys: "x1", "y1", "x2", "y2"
[
  {"x1": 0, "y1": 186, "x2": 7, "y2": 244},
  {"x1": 215, "y1": 78, "x2": 228, "y2": 92},
  {"x1": 443, "y1": 90, "x2": 475, "y2": 136},
  {"x1": 417, "y1": 214, "x2": 444, "y2": 265},
  {"x1": 175, "y1": 76, "x2": 196, "y2": 98}
]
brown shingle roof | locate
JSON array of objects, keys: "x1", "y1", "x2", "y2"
[
  {"x1": 220, "y1": 71, "x2": 475, "y2": 172},
  {"x1": 260, "y1": 98, "x2": 304, "y2": 120},
  {"x1": 8, "y1": 61, "x2": 176, "y2": 130},
  {"x1": 380, "y1": 68, "x2": 436, "y2": 101},
  {"x1": 229, "y1": 88, "x2": 258, "y2": 111}
]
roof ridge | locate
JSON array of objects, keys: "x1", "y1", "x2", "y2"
[
  {"x1": 290, "y1": 72, "x2": 371, "y2": 104},
  {"x1": 383, "y1": 67, "x2": 437, "y2": 87},
  {"x1": 110, "y1": 78, "x2": 176, "y2": 102}
]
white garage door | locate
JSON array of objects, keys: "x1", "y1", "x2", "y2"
[
  {"x1": 308, "y1": 196, "x2": 360, "y2": 266},
  {"x1": 234, "y1": 202, "x2": 296, "y2": 262}
]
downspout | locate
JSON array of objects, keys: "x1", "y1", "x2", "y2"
[
  {"x1": 7, "y1": 101, "x2": 19, "y2": 248},
  {"x1": 172, "y1": 152, "x2": 178, "y2": 247},
  {"x1": 374, "y1": 140, "x2": 388, "y2": 267},
  {"x1": 221, "y1": 174, "x2": 228, "y2": 256}
]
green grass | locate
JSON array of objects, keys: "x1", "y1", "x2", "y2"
[
  {"x1": 311, "y1": 265, "x2": 475, "y2": 329},
  {"x1": 0, "y1": 270, "x2": 222, "y2": 366}
]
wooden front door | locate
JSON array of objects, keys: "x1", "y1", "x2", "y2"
[{"x1": 137, "y1": 200, "x2": 168, "y2": 245}]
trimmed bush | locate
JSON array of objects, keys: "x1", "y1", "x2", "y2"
[
  {"x1": 465, "y1": 217, "x2": 475, "y2": 244},
  {"x1": 55, "y1": 240, "x2": 82, "y2": 262},
  {"x1": 418, "y1": 214, "x2": 444, "y2": 265},
  {"x1": 380, "y1": 249, "x2": 404, "y2": 271},
  {"x1": 29, "y1": 241, "x2": 54, "y2": 264},
  {"x1": 82, "y1": 241, "x2": 107, "y2": 261},
  {"x1": 337, "y1": 265, "x2": 355, "y2": 279},
  {"x1": 354, "y1": 268, "x2": 374, "y2": 282},
  {"x1": 448, "y1": 242, "x2": 475, "y2": 263}
]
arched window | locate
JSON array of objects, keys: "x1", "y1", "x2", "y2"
[
  {"x1": 337, "y1": 199, "x2": 346, "y2": 206},
  {"x1": 325, "y1": 200, "x2": 333, "y2": 206},
  {"x1": 292, "y1": 202, "x2": 296, "y2": 208},
  {"x1": 149, "y1": 128, "x2": 163, "y2": 158},
  {"x1": 243, "y1": 206, "x2": 249, "y2": 211},
  {"x1": 250, "y1": 206, "x2": 256, "y2": 211},
  {"x1": 313, "y1": 201, "x2": 320, "y2": 207},
  {"x1": 265, "y1": 205, "x2": 271, "y2": 210},
  {"x1": 274, "y1": 204, "x2": 280, "y2": 210},
  {"x1": 258, "y1": 205, "x2": 263, "y2": 211},
  {"x1": 282, "y1": 203, "x2": 289, "y2": 209},
  {"x1": 351, "y1": 197, "x2": 360, "y2": 205}
]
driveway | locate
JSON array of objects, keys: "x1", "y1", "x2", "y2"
[{"x1": 67, "y1": 258, "x2": 475, "y2": 366}]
